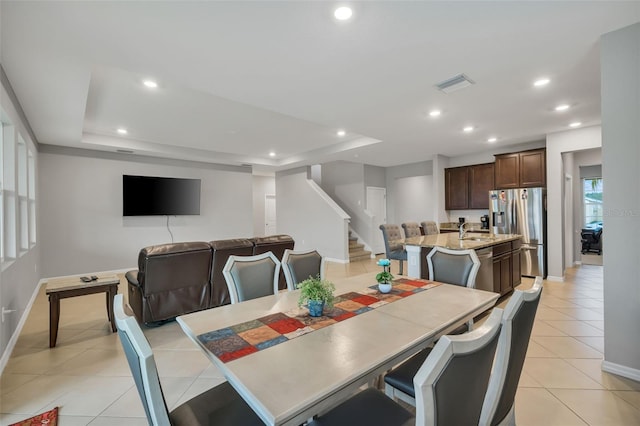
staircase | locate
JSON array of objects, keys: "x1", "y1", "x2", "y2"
[{"x1": 349, "y1": 231, "x2": 372, "y2": 262}]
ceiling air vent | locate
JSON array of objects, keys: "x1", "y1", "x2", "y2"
[{"x1": 435, "y1": 73, "x2": 475, "y2": 94}]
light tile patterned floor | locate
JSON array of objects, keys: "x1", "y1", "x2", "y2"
[{"x1": 1, "y1": 260, "x2": 639, "y2": 425}]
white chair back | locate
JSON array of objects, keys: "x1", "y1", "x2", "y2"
[
  {"x1": 114, "y1": 294, "x2": 171, "y2": 426},
  {"x1": 281, "y1": 249, "x2": 324, "y2": 290},
  {"x1": 427, "y1": 246, "x2": 480, "y2": 288},
  {"x1": 223, "y1": 251, "x2": 281, "y2": 304},
  {"x1": 414, "y1": 308, "x2": 504, "y2": 426},
  {"x1": 480, "y1": 277, "x2": 543, "y2": 426}
]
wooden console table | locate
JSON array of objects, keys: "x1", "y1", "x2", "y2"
[{"x1": 45, "y1": 275, "x2": 120, "y2": 347}]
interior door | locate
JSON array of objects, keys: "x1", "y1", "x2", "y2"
[
  {"x1": 366, "y1": 187, "x2": 386, "y2": 254},
  {"x1": 264, "y1": 194, "x2": 276, "y2": 235}
]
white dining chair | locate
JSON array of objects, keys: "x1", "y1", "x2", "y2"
[
  {"x1": 307, "y1": 308, "x2": 504, "y2": 426},
  {"x1": 113, "y1": 294, "x2": 263, "y2": 426},
  {"x1": 222, "y1": 251, "x2": 281, "y2": 304},
  {"x1": 282, "y1": 248, "x2": 325, "y2": 290}
]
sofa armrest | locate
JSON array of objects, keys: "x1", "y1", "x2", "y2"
[{"x1": 125, "y1": 270, "x2": 140, "y2": 287}]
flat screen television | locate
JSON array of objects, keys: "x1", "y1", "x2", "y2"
[{"x1": 123, "y1": 175, "x2": 201, "y2": 216}]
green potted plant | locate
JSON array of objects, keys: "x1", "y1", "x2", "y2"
[
  {"x1": 297, "y1": 275, "x2": 335, "y2": 317},
  {"x1": 376, "y1": 258, "x2": 394, "y2": 293}
]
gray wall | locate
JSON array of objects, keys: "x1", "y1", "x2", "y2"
[
  {"x1": 363, "y1": 164, "x2": 386, "y2": 188},
  {"x1": 39, "y1": 147, "x2": 253, "y2": 277},
  {"x1": 276, "y1": 167, "x2": 349, "y2": 261},
  {"x1": 601, "y1": 22, "x2": 640, "y2": 378},
  {"x1": 385, "y1": 160, "x2": 433, "y2": 225},
  {"x1": 252, "y1": 175, "x2": 275, "y2": 236},
  {"x1": 0, "y1": 75, "x2": 40, "y2": 364},
  {"x1": 320, "y1": 161, "x2": 373, "y2": 248}
]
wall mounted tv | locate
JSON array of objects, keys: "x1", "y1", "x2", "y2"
[{"x1": 123, "y1": 175, "x2": 201, "y2": 216}]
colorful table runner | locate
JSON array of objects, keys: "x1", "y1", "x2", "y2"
[{"x1": 197, "y1": 278, "x2": 441, "y2": 363}]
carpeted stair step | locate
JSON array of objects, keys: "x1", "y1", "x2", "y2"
[{"x1": 349, "y1": 248, "x2": 372, "y2": 262}]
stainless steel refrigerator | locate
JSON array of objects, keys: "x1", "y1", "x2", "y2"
[{"x1": 489, "y1": 187, "x2": 546, "y2": 278}]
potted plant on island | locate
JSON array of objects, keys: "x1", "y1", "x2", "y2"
[
  {"x1": 297, "y1": 275, "x2": 336, "y2": 317},
  {"x1": 376, "y1": 259, "x2": 394, "y2": 293}
]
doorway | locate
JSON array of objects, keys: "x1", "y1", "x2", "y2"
[{"x1": 265, "y1": 194, "x2": 276, "y2": 235}]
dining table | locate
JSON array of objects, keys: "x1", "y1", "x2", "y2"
[{"x1": 176, "y1": 272, "x2": 499, "y2": 426}]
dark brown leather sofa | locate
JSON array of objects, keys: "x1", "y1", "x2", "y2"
[
  {"x1": 125, "y1": 242, "x2": 213, "y2": 324},
  {"x1": 125, "y1": 235, "x2": 294, "y2": 324},
  {"x1": 209, "y1": 238, "x2": 254, "y2": 307}
]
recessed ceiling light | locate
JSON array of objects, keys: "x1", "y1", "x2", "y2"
[
  {"x1": 269, "y1": 152, "x2": 276, "y2": 157},
  {"x1": 463, "y1": 126, "x2": 474, "y2": 133},
  {"x1": 143, "y1": 80, "x2": 158, "y2": 88},
  {"x1": 334, "y1": 6, "x2": 353, "y2": 21},
  {"x1": 337, "y1": 130, "x2": 346, "y2": 137},
  {"x1": 533, "y1": 78, "x2": 550, "y2": 87},
  {"x1": 117, "y1": 128, "x2": 128, "y2": 135},
  {"x1": 569, "y1": 122, "x2": 582, "y2": 128},
  {"x1": 487, "y1": 137, "x2": 497, "y2": 143},
  {"x1": 429, "y1": 110, "x2": 441, "y2": 117},
  {"x1": 555, "y1": 104, "x2": 570, "y2": 112}
]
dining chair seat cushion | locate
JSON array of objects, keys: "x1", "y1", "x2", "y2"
[
  {"x1": 170, "y1": 381, "x2": 263, "y2": 426},
  {"x1": 307, "y1": 388, "x2": 414, "y2": 426},
  {"x1": 384, "y1": 348, "x2": 432, "y2": 398}
]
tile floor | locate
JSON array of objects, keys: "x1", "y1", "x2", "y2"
[{"x1": 1, "y1": 259, "x2": 639, "y2": 425}]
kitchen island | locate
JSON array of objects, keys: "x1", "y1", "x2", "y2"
[{"x1": 404, "y1": 232, "x2": 522, "y2": 296}]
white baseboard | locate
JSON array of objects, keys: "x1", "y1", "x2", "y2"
[
  {"x1": 0, "y1": 278, "x2": 46, "y2": 376},
  {"x1": 602, "y1": 360, "x2": 640, "y2": 382},
  {"x1": 546, "y1": 275, "x2": 564, "y2": 282},
  {"x1": 325, "y1": 257, "x2": 349, "y2": 264}
]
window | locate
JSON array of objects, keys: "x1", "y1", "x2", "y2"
[
  {"x1": 28, "y1": 149, "x2": 36, "y2": 245},
  {"x1": 583, "y1": 177, "x2": 603, "y2": 226},
  {"x1": 2, "y1": 123, "x2": 17, "y2": 260}
]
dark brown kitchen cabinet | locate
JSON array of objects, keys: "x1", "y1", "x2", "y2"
[
  {"x1": 445, "y1": 163, "x2": 494, "y2": 210},
  {"x1": 469, "y1": 163, "x2": 495, "y2": 209},
  {"x1": 495, "y1": 148, "x2": 546, "y2": 189},
  {"x1": 445, "y1": 166, "x2": 469, "y2": 210},
  {"x1": 491, "y1": 240, "x2": 522, "y2": 296},
  {"x1": 511, "y1": 238, "x2": 522, "y2": 288}
]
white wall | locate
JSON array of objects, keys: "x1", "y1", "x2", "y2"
[
  {"x1": 276, "y1": 167, "x2": 349, "y2": 261},
  {"x1": 601, "y1": 22, "x2": 640, "y2": 379},
  {"x1": 546, "y1": 126, "x2": 602, "y2": 279},
  {"x1": 252, "y1": 175, "x2": 275, "y2": 236},
  {"x1": 39, "y1": 147, "x2": 253, "y2": 277}
]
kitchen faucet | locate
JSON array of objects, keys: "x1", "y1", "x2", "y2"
[{"x1": 459, "y1": 222, "x2": 468, "y2": 239}]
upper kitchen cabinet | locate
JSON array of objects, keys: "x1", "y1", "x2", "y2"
[
  {"x1": 469, "y1": 163, "x2": 495, "y2": 209},
  {"x1": 494, "y1": 148, "x2": 546, "y2": 189},
  {"x1": 445, "y1": 166, "x2": 469, "y2": 210},
  {"x1": 445, "y1": 163, "x2": 494, "y2": 210}
]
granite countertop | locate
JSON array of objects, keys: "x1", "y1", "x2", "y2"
[
  {"x1": 404, "y1": 232, "x2": 521, "y2": 250},
  {"x1": 439, "y1": 222, "x2": 490, "y2": 233}
]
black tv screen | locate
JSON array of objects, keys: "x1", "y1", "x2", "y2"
[{"x1": 123, "y1": 175, "x2": 201, "y2": 216}]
